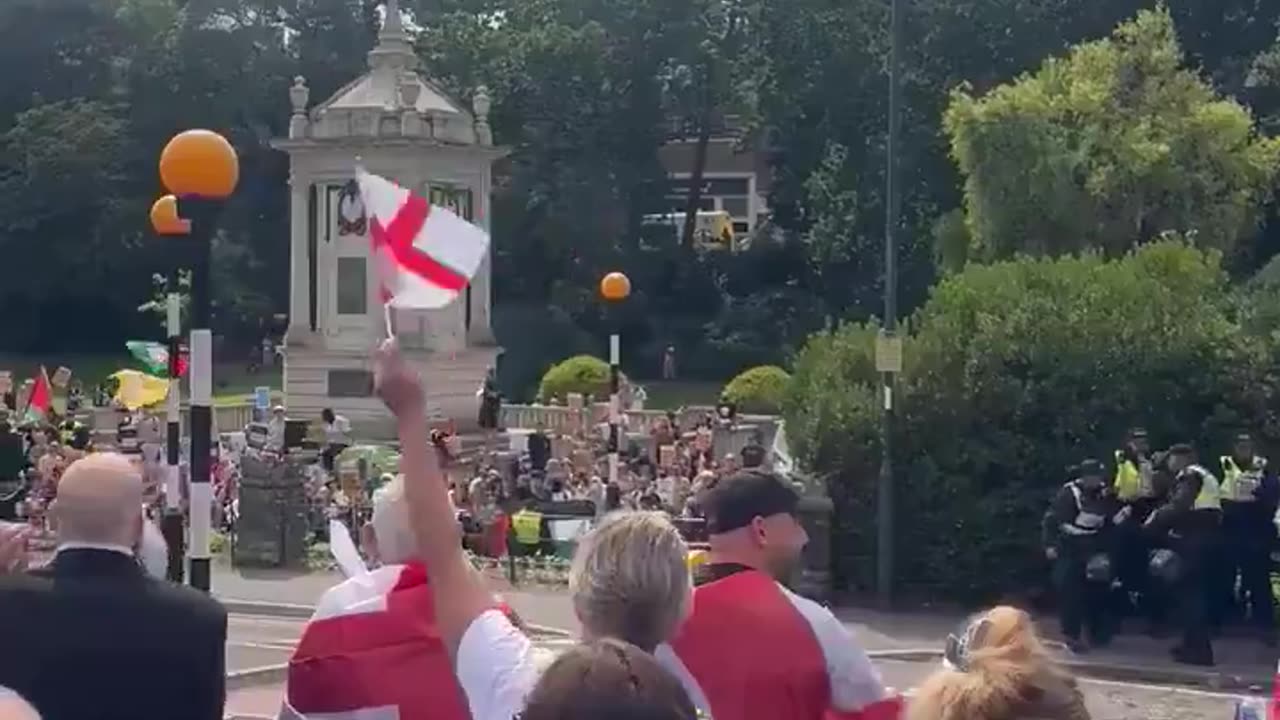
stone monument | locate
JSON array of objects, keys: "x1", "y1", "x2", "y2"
[{"x1": 272, "y1": 0, "x2": 506, "y2": 434}]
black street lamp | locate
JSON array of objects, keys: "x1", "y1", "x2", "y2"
[
  {"x1": 158, "y1": 129, "x2": 239, "y2": 592},
  {"x1": 877, "y1": 0, "x2": 905, "y2": 609}
]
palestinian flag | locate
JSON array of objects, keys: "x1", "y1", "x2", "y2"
[
  {"x1": 23, "y1": 367, "x2": 51, "y2": 424},
  {"x1": 126, "y1": 340, "x2": 187, "y2": 378}
]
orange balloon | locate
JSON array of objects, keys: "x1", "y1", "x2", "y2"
[
  {"x1": 600, "y1": 271, "x2": 631, "y2": 302},
  {"x1": 150, "y1": 195, "x2": 190, "y2": 235},
  {"x1": 159, "y1": 129, "x2": 240, "y2": 198}
]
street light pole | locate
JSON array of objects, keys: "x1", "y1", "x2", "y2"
[
  {"x1": 159, "y1": 129, "x2": 239, "y2": 593},
  {"x1": 150, "y1": 194, "x2": 189, "y2": 584},
  {"x1": 184, "y1": 204, "x2": 215, "y2": 592},
  {"x1": 877, "y1": 0, "x2": 904, "y2": 610},
  {"x1": 600, "y1": 271, "x2": 632, "y2": 490},
  {"x1": 163, "y1": 289, "x2": 185, "y2": 583}
]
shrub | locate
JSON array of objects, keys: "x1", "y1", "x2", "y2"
[
  {"x1": 722, "y1": 365, "x2": 792, "y2": 414},
  {"x1": 539, "y1": 355, "x2": 611, "y2": 403},
  {"x1": 787, "y1": 241, "x2": 1278, "y2": 601}
]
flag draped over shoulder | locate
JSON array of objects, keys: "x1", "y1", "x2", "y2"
[
  {"x1": 355, "y1": 168, "x2": 489, "y2": 310},
  {"x1": 281, "y1": 563, "x2": 474, "y2": 720}
]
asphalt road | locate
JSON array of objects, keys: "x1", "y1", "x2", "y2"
[
  {"x1": 227, "y1": 614, "x2": 1261, "y2": 719},
  {"x1": 227, "y1": 614, "x2": 303, "y2": 674}
]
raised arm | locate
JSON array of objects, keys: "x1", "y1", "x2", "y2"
[{"x1": 373, "y1": 339, "x2": 496, "y2": 654}]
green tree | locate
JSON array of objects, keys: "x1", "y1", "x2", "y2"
[
  {"x1": 788, "y1": 242, "x2": 1278, "y2": 598},
  {"x1": 945, "y1": 8, "x2": 1280, "y2": 262}
]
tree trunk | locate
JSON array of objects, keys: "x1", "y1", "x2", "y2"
[{"x1": 680, "y1": 108, "x2": 714, "y2": 250}]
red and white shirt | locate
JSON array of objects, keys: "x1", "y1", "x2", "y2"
[{"x1": 656, "y1": 567, "x2": 902, "y2": 720}]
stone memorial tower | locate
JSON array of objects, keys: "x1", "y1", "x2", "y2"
[{"x1": 273, "y1": 0, "x2": 505, "y2": 433}]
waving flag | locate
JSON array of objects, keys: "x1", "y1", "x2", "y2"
[
  {"x1": 23, "y1": 367, "x2": 51, "y2": 424},
  {"x1": 126, "y1": 340, "x2": 188, "y2": 378},
  {"x1": 355, "y1": 168, "x2": 489, "y2": 310},
  {"x1": 281, "y1": 563, "x2": 482, "y2": 720}
]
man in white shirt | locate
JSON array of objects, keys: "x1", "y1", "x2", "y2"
[{"x1": 320, "y1": 408, "x2": 351, "y2": 473}]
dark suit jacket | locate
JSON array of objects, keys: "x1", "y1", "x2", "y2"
[{"x1": 0, "y1": 549, "x2": 227, "y2": 720}]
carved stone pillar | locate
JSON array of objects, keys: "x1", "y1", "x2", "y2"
[{"x1": 286, "y1": 175, "x2": 311, "y2": 343}]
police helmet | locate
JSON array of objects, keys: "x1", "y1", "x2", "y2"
[
  {"x1": 1085, "y1": 553, "x2": 1112, "y2": 583},
  {"x1": 1148, "y1": 548, "x2": 1182, "y2": 584}
]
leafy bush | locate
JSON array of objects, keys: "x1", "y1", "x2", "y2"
[
  {"x1": 538, "y1": 355, "x2": 611, "y2": 403},
  {"x1": 787, "y1": 242, "x2": 1279, "y2": 601},
  {"x1": 722, "y1": 365, "x2": 792, "y2": 414}
]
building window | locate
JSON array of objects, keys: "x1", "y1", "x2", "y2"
[
  {"x1": 666, "y1": 175, "x2": 754, "y2": 232},
  {"x1": 328, "y1": 369, "x2": 373, "y2": 398},
  {"x1": 336, "y1": 257, "x2": 367, "y2": 315}
]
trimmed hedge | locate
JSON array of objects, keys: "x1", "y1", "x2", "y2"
[
  {"x1": 722, "y1": 365, "x2": 792, "y2": 414},
  {"x1": 786, "y1": 242, "x2": 1278, "y2": 601},
  {"x1": 538, "y1": 355, "x2": 611, "y2": 403}
]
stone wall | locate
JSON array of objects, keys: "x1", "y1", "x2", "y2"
[{"x1": 234, "y1": 454, "x2": 312, "y2": 568}]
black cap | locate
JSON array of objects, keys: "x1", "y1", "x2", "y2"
[
  {"x1": 704, "y1": 470, "x2": 800, "y2": 534},
  {"x1": 1129, "y1": 427, "x2": 1148, "y2": 439},
  {"x1": 1235, "y1": 432, "x2": 1254, "y2": 443}
]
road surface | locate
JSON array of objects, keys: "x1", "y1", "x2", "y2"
[{"x1": 225, "y1": 613, "x2": 1259, "y2": 719}]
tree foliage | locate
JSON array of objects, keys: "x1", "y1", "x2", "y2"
[
  {"x1": 538, "y1": 354, "x2": 611, "y2": 402},
  {"x1": 945, "y1": 8, "x2": 1280, "y2": 263},
  {"x1": 721, "y1": 364, "x2": 789, "y2": 414},
  {"x1": 787, "y1": 242, "x2": 1279, "y2": 599}
]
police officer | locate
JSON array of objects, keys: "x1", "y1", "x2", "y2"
[
  {"x1": 1217, "y1": 433, "x2": 1278, "y2": 645},
  {"x1": 1145, "y1": 444, "x2": 1222, "y2": 666},
  {"x1": 1043, "y1": 459, "x2": 1116, "y2": 652},
  {"x1": 1112, "y1": 427, "x2": 1164, "y2": 630}
]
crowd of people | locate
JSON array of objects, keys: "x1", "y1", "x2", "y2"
[
  {"x1": 0, "y1": 338, "x2": 1143, "y2": 720},
  {"x1": 1043, "y1": 428, "x2": 1280, "y2": 667}
]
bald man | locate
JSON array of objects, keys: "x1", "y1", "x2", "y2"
[
  {"x1": 0, "y1": 453, "x2": 227, "y2": 720},
  {"x1": 0, "y1": 687, "x2": 40, "y2": 720}
]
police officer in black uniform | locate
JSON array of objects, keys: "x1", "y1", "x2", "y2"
[
  {"x1": 1145, "y1": 444, "x2": 1222, "y2": 666},
  {"x1": 1043, "y1": 458, "x2": 1117, "y2": 653},
  {"x1": 1216, "y1": 432, "x2": 1278, "y2": 644}
]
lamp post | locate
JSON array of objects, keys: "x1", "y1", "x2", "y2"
[
  {"x1": 149, "y1": 194, "x2": 191, "y2": 583},
  {"x1": 877, "y1": 0, "x2": 905, "y2": 609},
  {"x1": 600, "y1": 271, "x2": 631, "y2": 489},
  {"x1": 158, "y1": 129, "x2": 239, "y2": 593}
]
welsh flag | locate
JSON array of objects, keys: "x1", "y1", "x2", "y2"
[
  {"x1": 23, "y1": 367, "x2": 51, "y2": 424},
  {"x1": 125, "y1": 340, "x2": 188, "y2": 378},
  {"x1": 355, "y1": 168, "x2": 489, "y2": 309},
  {"x1": 281, "y1": 563, "x2": 492, "y2": 720}
]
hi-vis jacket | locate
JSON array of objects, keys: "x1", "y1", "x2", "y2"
[
  {"x1": 1219, "y1": 455, "x2": 1279, "y2": 531},
  {"x1": 1113, "y1": 450, "x2": 1155, "y2": 502},
  {"x1": 656, "y1": 568, "x2": 903, "y2": 720}
]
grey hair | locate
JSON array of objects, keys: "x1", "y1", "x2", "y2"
[
  {"x1": 371, "y1": 475, "x2": 416, "y2": 564},
  {"x1": 569, "y1": 511, "x2": 691, "y2": 652}
]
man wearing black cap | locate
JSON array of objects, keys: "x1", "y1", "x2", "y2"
[
  {"x1": 656, "y1": 470, "x2": 901, "y2": 720},
  {"x1": 1145, "y1": 444, "x2": 1222, "y2": 666},
  {"x1": 1216, "y1": 432, "x2": 1277, "y2": 644},
  {"x1": 1042, "y1": 459, "x2": 1117, "y2": 653}
]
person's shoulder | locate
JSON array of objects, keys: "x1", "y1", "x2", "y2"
[{"x1": 141, "y1": 576, "x2": 227, "y2": 625}]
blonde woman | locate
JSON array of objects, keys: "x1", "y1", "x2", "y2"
[{"x1": 907, "y1": 606, "x2": 1090, "y2": 720}]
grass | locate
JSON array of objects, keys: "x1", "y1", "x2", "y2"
[{"x1": 0, "y1": 352, "x2": 282, "y2": 404}]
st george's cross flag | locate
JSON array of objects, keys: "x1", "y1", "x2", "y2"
[
  {"x1": 355, "y1": 168, "x2": 489, "y2": 310},
  {"x1": 280, "y1": 563, "x2": 478, "y2": 720}
]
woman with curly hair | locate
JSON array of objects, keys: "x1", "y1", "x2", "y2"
[{"x1": 906, "y1": 605, "x2": 1090, "y2": 720}]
